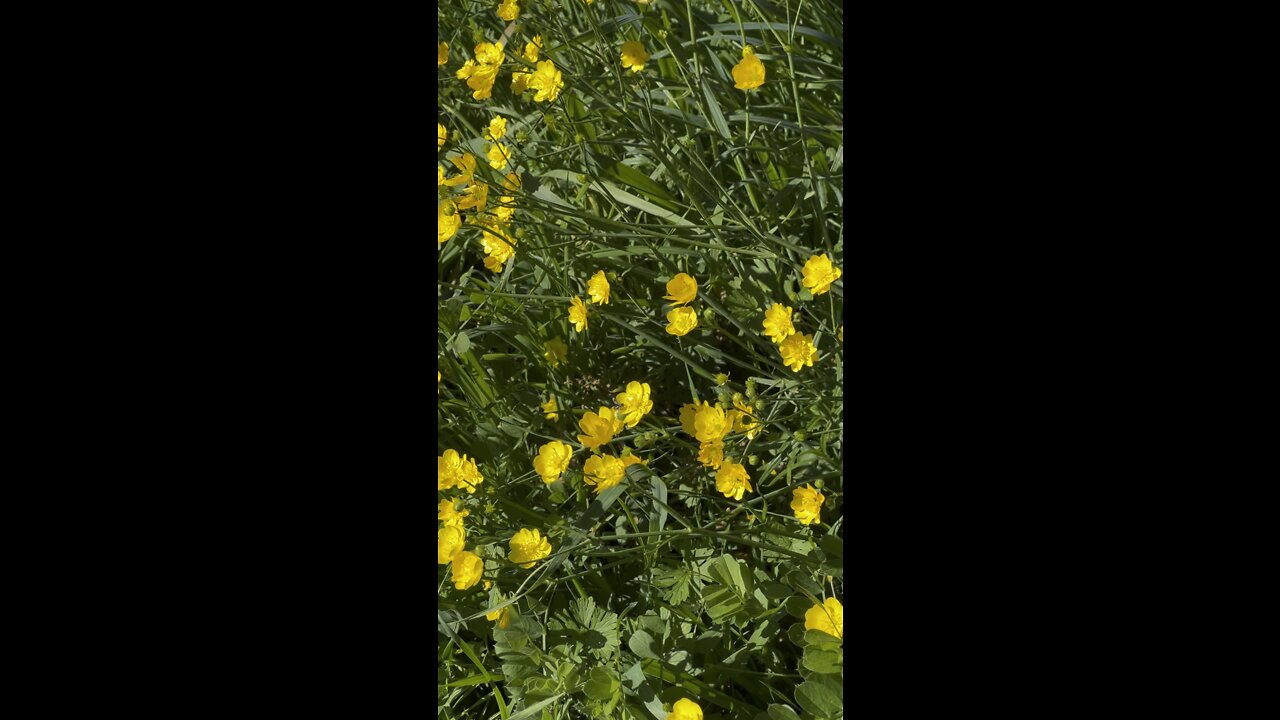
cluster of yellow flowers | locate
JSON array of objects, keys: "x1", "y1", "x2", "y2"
[
  {"x1": 532, "y1": 378, "x2": 651, "y2": 496},
  {"x1": 439, "y1": 446, "x2": 557, "y2": 590},
  {"x1": 438, "y1": 118, "x2": 523, "y2": 272},
  {"x1": 437, "y1": 455, "x2": 486, "y2": 590},
  {"x1": 663, "y1": 272, "x2": 699, "y2": 336},
  {"x1": 759, "y1": 254, "x2": 843, "y2": 371}
]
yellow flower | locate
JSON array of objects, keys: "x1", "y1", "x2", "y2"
[
  {"x1": 804, "y1": 597, "x2": 843, "y2": 640},
  {"x1": 451, "y1": 550, "x2": 484, "y2": 590},
  {"x1": 438, "y1": 41, "x2": 449, "y2": 67},
  {"x1": 778, "y1": 332, "x2": 818, "y2": 372},
  {"x1": 439, "y1": 499, "x2": 470, "y2": 529},
  {"x1": 791, "y1": 484, "x2": 825, "y2": 525},
  {"x1": 487, "y1": 116, "x2": 508, "y2": 140},
  {"x1": 444, "y1": 153, "x2": 477, "y2": 187},
  {"x1": 479, "y1": 221, "x2": 515, "y2": 273},
  {"x1": 508, "y1": 528, "x2": 552, "y2": 568},
  {"x1": 583, "y1": 453, "x2": 627, "y2": 493},
  {"x1": 438, "y1": 165, "x2": 445, "y2": 186},
  {"x1": 801, "y1": 254, "x2": 842, "y2": 295},
  {"x1": 679, "y1": 402, "x2": 702, "y2": 436},
  {"x1": 762, "y1": 303, "x2": 796, "y2": 344},
  {"x1": 586, "y1": 270, "x2": 610, "y2": 305},
  {"x1": 438, "y1": 123, "x2": 446, "y2": 151},
  {"x1": 577, "y1": 406, "x2": 620, "y2": 449},
  {"x1": 511, "y1": 71, "x2": 531, "y2": 94},
  {"x1": 497, "y1": 0, "x2": 519, "y2": 21},
  {"x1": 528, "y1": 59, "x2": 564, "y2": 102},
  {"x1": 457, "y1": 42, "x2": 504, "y2": 101},
  {"x1": 697, "y1": 439, "x2": 724, "y2": 469},
  {"x1": 485, "y1": 606, "x2": 513, "y2": 628},
  {"x1": 692, "y1": 403, "x2": 731, "y2": 443},
  {"x1": 544, "y1": 338, "x2": 568, "y2": 367},
  {"x1": 524, "y1": 36, "x2": 542, "y2": 63},
  {"x1": 615, "y1": 380, "x2": 652, "y2": 428},
  {"x1": 458, "y1": 180, "x2": 489, "y2": 212},
  {"x1": 665, "y1": 307, "x2": 698, "y2": 336},
  {"x1": 438, "y1": 199, "x2": 460, "y2": 244},
  {"x1": 715, "y1": 460, "x2": 753, "y2": 500},
  {"x1": 438, "y1": 526, "x2": 466, "y2": 565},
  {"x1": 663, "y1": 272, "x2": 698, "y2": 304},
  {"x1": 486, "y1": 141, "x2": 510, "y2": 170},
  {"x1": 620, "y1": 40, "x2": 649, "y2": 72},
  {"x1": 533, "y1": 440, "x2": 573, "y2": 484},
  {"x1": 541, "y1": 396, "x2": 559, "y2": 421},
  {"x1": 568, "y1": 296, "x2": 589, "y2": 332},
  {"x1": 732, "y1": 46, "x2": 765, "y2": 90},
  {"x1": 475, "y1": 42, "x2": 505, "y2": 65},
  {"x1": 438, "y1": 449, "x2": 485, "y2": 492},
  {"x1": 667, "y1": 698, "x2": 703, "y2": 720}
]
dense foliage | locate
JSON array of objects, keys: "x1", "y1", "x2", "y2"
[{"x1": 439, "y1": 1, "x2": 843, "y2": 717}]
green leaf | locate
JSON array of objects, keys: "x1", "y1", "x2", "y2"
[
  {"x1": 584, "y1": 667, "x2": 621, "y2": 701},
  {"x1": 628, "y1": 629, "x2": 661, "y2": 660},
  {"x1": 801, "y1": 647, "x2": 843, "y2": 675},
  {"x1": 795, "y1": 675, "x2": 843, "y2": 719},
  {"x1": 766, "y1": 705, "x2": 803, "y2": 720}
]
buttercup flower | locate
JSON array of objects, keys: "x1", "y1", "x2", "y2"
[
  {"x1": 692, "y1": 403, "x2": 731, "y2": 443},
  {"x1": 805, "y1": 597, "x2": 843, "y2": 640},
  {"x1": 485, "y1": 606, "x2": 512, "y2": 628},
  {"x1": 486, "y1": 141, "x2": 510, "y2": 170},
  {"x1": 438, "y1": 526, "x2": 466, "y2": 565},
  {"x1": 679, "y1": 402, "x2": 703, "y2": 436},
  {"x1": 439, "y1": 449, "x2": 485, "y2": 492},
  {"x1": 438, "y1": 41, "x2": 449, "y2": 67},
  {"x1": 497, "y1": 0, "x2": 519, "y2": 21},
  {"x1": 438, "y1": 165, "x2": 445, "y2": 186},
  {"x1": 487, "y1": 116, "x2": 508, "y2": 140},
  {"x1": 577, "y1": 406, "x2": 621, "y2": 449},
  {"x1": 458, "y1": 180, "x2": 489, "y2": 212},
  {"x1": 438, "y1": 123, "x2": 446, "y2": 151},
  {"x1": 801, "y1": 254, "x2": 842, "y2": 295},
  {"x1": 621, "y1": 40, "x2": 649, "y2": 72},
  {"x1": 533, "y1": 440, "x2": 573, "y2": 484},
  {"x1": 791, "y1": 484, "x2": 825, "y2": 525},
  {"x1": 508, "y1": 528, "x2": 552, "y2": 568},
  {"x1": 697, "y1": 439, "x2": 724, "y2": 469},
  {"x1": 456, "y1": 42, "x2": 504, "y2": 101},
  {"x1": 665, "y1": 307, "x2": 698, "y2": 336},
  {"x1": 778, "y1": 332, "x2": 818, "y2": 372},
  {"x1": 667, "y1": 698, "x2": 703, "y2": 720},
  {"x1": 715, "y1": 460, "x2": 753, "y2": 500},
  {"x1": 524, "y1": 36, "x2": 542, "y2": 63},
  {"x1": 663, "y1": 273, "x2": 698, "y2": 304},
  {"x1": 528, "y1": 60, "x2": 564, "y2": 102},
  {"x1": 568, "y1": 296, "x2": 588, "y2": 332},
  {"x1": 615, "y1": 381, "x2": 652, "y2": 428},
  {"x1": 511, "y1": 71, "x2": 531, "y2": 94},
  {"x1": 541, "y1": 396, "x2": 559, "y2": 421},
  {"x1": 444, "y1": 153, "x2": 477, "y2": 187},
  {"x1": 762, "y1": 303, "x2": 796, "y2": 344},
  {"x1": 439, "y1": 499, "x2": 470, "y2": 529},
  {"x1": 438, "y1": 199, "x2": 460, "y2": 244},
  {"x1": 587, "y1": 270, "x2": 610, "y2": 305},
  {"x1": 451, "y1": 550, "x2": 483, "y2": 590},
  {"x1": 732, "y1": 46, "x2": 765, "y2": 90},
  {"x1": 583, "y1": 453, "x2": 627, "y2": 493},
  {"x1": 544, "y1": 338, "x2": 568, "y2": 367}
]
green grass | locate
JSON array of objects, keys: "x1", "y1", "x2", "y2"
[{"x1": 439, "y1": 1, "x2": 842, "y2": 717}]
